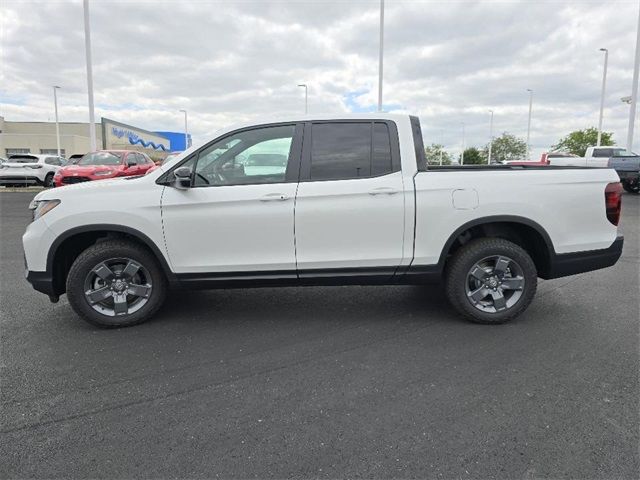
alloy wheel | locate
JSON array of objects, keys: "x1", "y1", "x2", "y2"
[
  {"x1": 465, "y1": 255, "x2": 525, "y2": 313},
  {"x1": 83, "y1": 258, "x2": 152, "y2": 317}
]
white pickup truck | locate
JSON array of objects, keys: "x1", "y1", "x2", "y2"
[
  {"x1": 23, "y1": 114, "x2": 624, "y2": 327},
  {"x1": 548, "y1": 146, "x2": 640, "y2": 193}
]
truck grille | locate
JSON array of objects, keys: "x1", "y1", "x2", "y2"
[{"x1": 62, "y1": 176, "x2": 91, "y2": 184}]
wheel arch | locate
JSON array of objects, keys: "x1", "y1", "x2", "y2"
[
  {"x1": 437, "y1": 215, "x2": 556, "y2": 278},
  {"x1": 47, "y1": 224, "x2": 175, "y2": 295}
]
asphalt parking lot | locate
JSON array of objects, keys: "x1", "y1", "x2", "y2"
[{"x1": 0, "y1": 191, "x2": 638, "y2": 479}]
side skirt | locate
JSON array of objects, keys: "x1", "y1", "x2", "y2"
[{"x1": 175, "y1": 265, "x2": 443, "y2": 290}]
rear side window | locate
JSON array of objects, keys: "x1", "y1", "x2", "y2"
[
  {"x1": 309, "y1": 122, "x2": 394, "y2": 181},
  {"x1": 593, "y1": 148, "x2": 613, "y2": 157}
]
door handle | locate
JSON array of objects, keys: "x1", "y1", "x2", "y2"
[
  {"x1": 260, "y1": 193, "x2": 290, "y2": 202},
  {"x1": 368, "y1": 187, "x2": 399, "y2": 195}
]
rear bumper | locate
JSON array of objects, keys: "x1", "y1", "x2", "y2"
[{"x1": 544, "y1": 236, "x2": 624, "y2": 279}]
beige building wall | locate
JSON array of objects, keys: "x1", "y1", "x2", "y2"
[{"x1": 0, "y1": 116, "x2": 102, "y2": 157}]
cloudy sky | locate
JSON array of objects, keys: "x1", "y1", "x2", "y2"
[{"x1": 1, "y1": 0, "x2": 640, "y2": 158}]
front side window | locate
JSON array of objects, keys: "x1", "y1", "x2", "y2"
[
  {"x1": 309, "y1": 122, "x2": 394, "y2": 181},
  {"x1": 45, "y1": 157, "x2": 62, "y2": 165},
  {"x1": 192, "y1": 125, "x2": 295, "y2": 187}
]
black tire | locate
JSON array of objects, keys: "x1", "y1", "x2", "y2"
[
  {"x1": 445, "y1": 238, "x2": 537, "y2": 324},
  {"x1": 66, "y1": 240, "x2": 166, "y2": 328},
  {"x1": 44, "y1": 173, "x2": 55, "y2": 188},
  {"x1": 622, "y1": 180, "x2": 639, "y2": 194}
]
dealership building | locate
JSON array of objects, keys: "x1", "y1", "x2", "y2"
[{"x1": 0, "y1": 116, "x2": 191, "y2": 159}]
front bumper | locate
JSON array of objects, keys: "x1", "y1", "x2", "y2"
[
  {"x1": 544, "y1": 235, "x2": 624, "y2": 279},
  {"x1": 0, "y1": 175, "x2": 43, "y2": 185},
  {"x1": 25, "y1": 270, "x2": 57, "y2": 298}
]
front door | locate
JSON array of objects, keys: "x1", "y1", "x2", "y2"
[{"x1": 161, "y1": 123, "x2": 302, "y2": 274}]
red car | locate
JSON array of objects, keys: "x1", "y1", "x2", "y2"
[{"x1": 54, "y1": 150, "x2": 155, "y2": 187}]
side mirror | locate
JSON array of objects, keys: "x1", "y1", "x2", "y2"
[
  {"x1": 171, "y1": 166, "x2": 192, "y2": 190},
  {"x1": 127, "y1": 161, "x2": 136, "y2": 168}
]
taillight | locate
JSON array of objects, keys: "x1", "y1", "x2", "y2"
[{"x1": 605, "y1": 182, "x2": 623, "y2": 226}]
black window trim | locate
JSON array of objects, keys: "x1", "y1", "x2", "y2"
[
  {"x1": 157, "y1": 121, "x2": 304, "y2": 188},
  {"x1": 298, "y1": 119, "x2": 401, "y2": 183}
]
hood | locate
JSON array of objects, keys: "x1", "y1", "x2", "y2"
[
  {"x1": 34, "y1": 175, "x2": 137, "y2": 202},
  {"x1": 59, "y1": 164, "x2": 122, "y2": 175}
]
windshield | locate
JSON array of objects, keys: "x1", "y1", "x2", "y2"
[
  {"x1": 611, "y1": 149, "x2": 639, "y2": 157},
  {"x1": 78, "y1": 152, "x2": 123, "y2": 166}
]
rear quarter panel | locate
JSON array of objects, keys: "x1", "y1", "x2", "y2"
[{"x1": 412, "y1": 168, "x2": 620, "y2": 266}]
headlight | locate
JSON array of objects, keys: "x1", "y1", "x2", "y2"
[
  {"x1": 94, "y1": 170, "x2": 114, "y2": 176},
  {"x1": 28, "y1": 199, "x2": 60, "y2": 221}
]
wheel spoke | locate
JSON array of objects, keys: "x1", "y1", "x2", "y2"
[
  {"x1": 490, "y1": 289, "x2": 507, "y2": 311},
  {"x1": 85, "y1": 286, "x2": 112, "y2": 304},
  {"x1": 122, "y1": 261, "x2": 141, "y2": 280},
  {"x1": 113, "y1": 293, "x2": 128, "y2": 315},
  {"x1": 501, "y1": 276, "x2": 524, "y2": 291},
  {"x1": 493, "y1": 257, "x2": 510, "y2": 276},
  {"x1": 93, "y1": 263, "x2": 116, "y2": 282},
  {"x1": 127, "y1": 283, "x2": 151, "y2": 298},
  {"x1": 468, "y1": 286, "x2": 490, "y2": 303},
  {"x1": 470, "y1": 266, "x2": 488, "y2": 281}
]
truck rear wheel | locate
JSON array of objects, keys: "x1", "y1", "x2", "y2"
[
  {"x1": 445, "y1": 238, "x2": 537, "y2": 324},
  {"x1": 66, "y1": 240, "x2": 166, "y2": 328}
]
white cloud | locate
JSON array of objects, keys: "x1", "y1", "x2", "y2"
[{"x1": 1, "y1": 0, "x2": 639, "y2": 159}]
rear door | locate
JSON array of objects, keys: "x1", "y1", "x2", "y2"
[{"x1": 294, "y1": 121, "x2": 406, "y2": 275}]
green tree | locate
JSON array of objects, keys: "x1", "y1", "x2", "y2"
[
  {"x1": 424, "y1": 143, "x2": 452, "y2": 165},
  {"x1": 481, "y1": 132, "x2": 527, "y2": 163},
  {"x1": 552, "y1": 127, "x2": 614, "y2": 157},
  {"x1": 461, "y1": 147, "x2": 484, "y2": 165}
]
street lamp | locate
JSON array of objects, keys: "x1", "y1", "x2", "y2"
[
  {"x1": 597, "y1": 48, "x2": 609, "y2": 146},
  {"x1": 488, "y1": 109, "x2": 494, "y2": 164},
  {"x1": 526, "y1": 89, "x2": 533, "y2": 160},
  {"x1": 460, "y1": 122, "x2": 465, "y2": 165},
  {"x1": 83, "y1": 0, "x2": 96, "y2": 151},
  {"x1": 297, "y1": 84, "x2": 308, "y2": 114},
  {"x1": 179, "y1": 109, "x2": 188, "y2": 150},
  {"x1": 377, "y1": 0, "x2": 384, "y2": 112},
  {"x1": 53, "y1": 86, "x2": 61, "y2": 158},
  {"x1": 627, "y1": 1, "x2": 640, "y2": 152}
]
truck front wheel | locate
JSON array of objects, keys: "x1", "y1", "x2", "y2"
[
  {"x1": 445, "y1": 238, "x2": 537, "y2": 324},
  {"x1": 66, "y1": 240, "x2": 167, "y2": 328},
  {"x1": 622, "y1": 179, "x2": 639, "y2": 194}
]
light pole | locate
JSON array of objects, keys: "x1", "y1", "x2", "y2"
[
  {"x1": 179, "y1": 110, "x2": 188, "y2": 150},
  {"x1": 627, "y1": 1, "x2": 640, "y2": 152},
  {"x1": 597, "y1": 48, "x2": 609, "y2": 146},
  {"x1": 297, "y1": 84, "x2": 308, "y2": 114},
  {"x1": 488, "y1": 109, "x2": 494, "y2": 164},
  {"x1": 377, "y1": 0, "x2": 384, "y2": 112},
  {"x1": 439, "y1": 129, "x2": 444, "y2": 165},
  {"x1": 526, "y1": 89, "x2": 533, "y2": 160},
  {"x1": 460, "y1": 122, "x2": 465, "y2": 165},
  {"x1": 53, "y1": 86, "x2": 61, "y2": 158},
  {"x1": 83, "y1": 0, "x2": 97, "y2": 151}
]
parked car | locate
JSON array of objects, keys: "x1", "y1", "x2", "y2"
[
  {"x1": 23, "y1": 114, "x2": 623, "y2": 328},
  {"x1": 66, "y1": 153, "x2": 85, "y2": 165},
  {"x1": 548, "y1": 146, "x2": 640, "y2": 193},
  {"x1": 146, "y1": 152, "x2": 183, "y2": 175},
  {"x1": 0, "y1": 154, "x2": 64, "y2": 187},
  {"x1": 53, "y1": 150, "x2": 155, "y2": 187}
]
